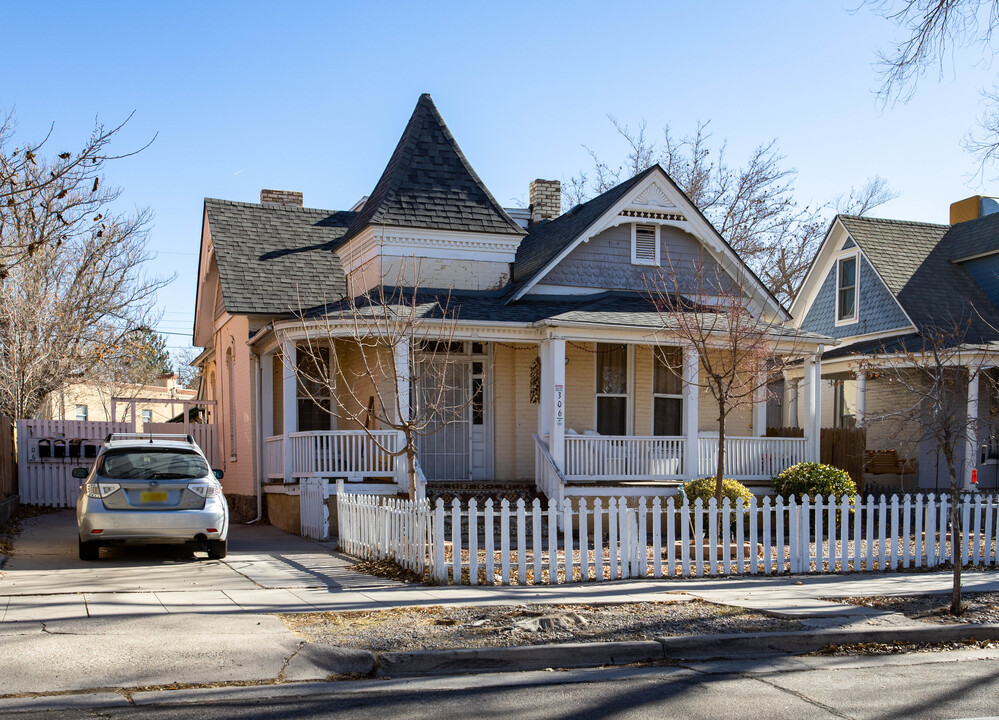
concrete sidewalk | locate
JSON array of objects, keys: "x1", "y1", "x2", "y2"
[{"x1": 4, "y1": 510, "x2": 999, "y2": 699}]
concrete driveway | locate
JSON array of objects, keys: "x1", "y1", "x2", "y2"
[{"x1": 0, "y1": 510, "x2": 399, "y2": 622}]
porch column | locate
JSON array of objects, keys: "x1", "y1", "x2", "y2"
[
  {"x1": 394, "y1": 337, "x2": 410, "y2": 425},
  {"x1": 783, "y1": 376, "x2": 798, "y2": 428},
  {"x1": 261, "y1": 353, "x2": 274, "y2": 439},
  {"x1": 856, "y1": 371, "x2": 866, "y2": 428},
  {"x1": 752, "y1": 367, "x2": 767, "y2": 437},
  {"x1": 541, "y1": 339, "x2": 566, "y2": 471},
  {"x1": 282, "y1": 340, "x2": 297, "y2": 482},
  {"x1": 805, "y1": 350, "x2": 822, "y2": 462},
  {"x1": 684, "y1": 346, "x2": 699, "y2": 480},
  {"x1": 966, "y1": 368, "x2": 980, "y2": 490}
]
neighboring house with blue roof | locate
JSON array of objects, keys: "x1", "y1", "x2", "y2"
[
  {"x1": 192, "y1": 94, "x2": 828, "y2": 523},
  {"x1": 789, "y1": 203, "x2": 999, "y2": 491}
]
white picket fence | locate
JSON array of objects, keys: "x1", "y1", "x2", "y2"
[
  {"x1": 336, "y1": 484, "x2": 433, "y2": 576},
  {"x1": 334, "y1": 490, "x2": 999, "y2": 585}
]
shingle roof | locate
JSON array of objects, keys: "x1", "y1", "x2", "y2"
[
  {"x1": 833, "y1": 213, "x2": 999, "y2": 348},
  {"x1": 339, "y1": 94, "x2": 524, "y2": 245},
  {"x1": 205, "y1": 199, "x2": 354, "y2": 315},
  {"x1": 508, "y1": 167, "x2": 658, "y2": 298},
  {"x1": 304, "y1": 289, "x2": 825, "y2": 342}
]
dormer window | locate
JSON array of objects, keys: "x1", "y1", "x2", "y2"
[
  {"x1": 631, "y1": 223, "x2": 660, "y2": 266},
  {"x1": 836, "y1": 254, "x2": 858, "y2": 324}
]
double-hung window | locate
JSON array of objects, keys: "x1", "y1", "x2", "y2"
[
  {"x1": 596, "y1": 344, "x2": 628, "y2": 435},
  {"x1": 297, "y1": 346, "x2": 333, "y2": 432},
  {"x1": 837, "y1": 255, "x2": 858, "y2": 323},
  {"x1": 653, "y1": 347, "x2": 683, "y2": 436}
]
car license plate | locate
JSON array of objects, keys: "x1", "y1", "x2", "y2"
[{"x1": 140, "y1": 491, "x2": 168, "y2": 503}]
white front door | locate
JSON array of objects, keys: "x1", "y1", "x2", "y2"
[{"x1": 469, "y1": 354, "x2": 491, "y2": 481}]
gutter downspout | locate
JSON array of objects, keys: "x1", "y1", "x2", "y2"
[{"x1": 247, "y1": 344, "x2": 264, "y2": 525}]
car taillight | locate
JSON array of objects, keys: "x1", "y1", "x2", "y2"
[
  {"x1": 188, "y1": 483, "x2": 222, "y2": 498},
  {"x1": 85, "y1": 483, "x2": 120, "y2": 498}
]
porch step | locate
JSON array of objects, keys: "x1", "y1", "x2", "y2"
[{"x1": 426, "y1": 482, "x2": 545, "y2": 508}]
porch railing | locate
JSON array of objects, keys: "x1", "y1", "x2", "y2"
[
  {"x1": 289, "y1": 430, "x2": 405, "y2": 483},
  {"x1": 697, "y1": 436, "x2": 808, "y2": 480},
  {"x1": 533, "y1": 434, "x2": 566, "y2": 505},
  {"x1": 564, "y1": 435, "x2": 685, "y2": 481}
]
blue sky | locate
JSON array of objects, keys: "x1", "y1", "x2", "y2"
[{"x1": 4, "y1": 2, "x2": 995, "y2": 357}]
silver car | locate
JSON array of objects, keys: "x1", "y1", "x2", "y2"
[{"x1": 75, "y1": 434, "x2": 229, "y2": 561}]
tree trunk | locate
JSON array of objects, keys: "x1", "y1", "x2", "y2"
[
  {"x1": 944, "y1": 449, "x2": 962, "y2": 615},
  {"x1": 406, "y1": 436, "x2": 418, "y2": 501},
  {"x1": 716, "y1": 399, "x2": 726, "y2": 503}
]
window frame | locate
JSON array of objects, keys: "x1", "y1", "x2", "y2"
[
  {"x1": 631, "y1": 222, "x2": 661, "y2": 267},
  {"x1": 651, "y1": 347, "x2": 684, "y2": 436},
  {"x1": 75, "y1": 404, "x2": 88, "y2": 422},
  {"x1": 835, "y1": 251, "x2": 860, "y2": 326},
  {"x1": 594, "y1": 343, "x2": 632, "y2": 435}
]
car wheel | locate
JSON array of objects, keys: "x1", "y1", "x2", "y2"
[
  {"x1": 78, "y1": 539, "x2": 100, "y2": 561},
  {"x1": 206, "y1": 539, "x2": 227, "y2": 559}
]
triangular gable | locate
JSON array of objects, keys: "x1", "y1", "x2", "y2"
[
  {"x1": 339, "y1": 94, "x2": 524, "y2": 245},
  {"x1": 509, "y1": 164, "x2": 787, "y2": 319},
  {"x1": 790, "y1": 216, "x2": 917, "y2": 333}
]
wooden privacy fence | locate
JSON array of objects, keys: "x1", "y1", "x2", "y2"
[
  {"x1": 335, "y1": 489, "x2": 999, "y2": 586},
  {"x1": 766, "y1": 426, "x2": 867, "y2": 485},
  {"x1": 0, "y1": 415, "x2": 15, "y2": 500}
]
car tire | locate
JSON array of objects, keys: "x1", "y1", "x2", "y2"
[
  {"x1": 79, "y1": 539, "x2": 100, "y2": 561},
  {"x1": 207, "y1": 539, "x2": 227, "y2": 559}
]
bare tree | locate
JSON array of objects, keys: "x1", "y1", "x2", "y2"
[
  {"x1": 568, "y1": 118, "x2": 896, "y2": 305},
  {"x1": 648, "y1": 251, "x2": 809, "y2": 503},
  {"x1": 867, "y1": 0, "x2": 999, "y2": 170},
  {"x1": 0, "y1": 109, "x2": 153, "y2": 276},
  {"x1": 291, "y1": 266, "x2": 476, "y2": 498},
  {"x1": 860, "y1": 321, "x2": 997, "y2": 614},
  {"x1": 0, "y1": 206, "x2": 167, "y2": 419},
  {"x1": 173, "y1": 346, "x2": 203, "y2": 390}
]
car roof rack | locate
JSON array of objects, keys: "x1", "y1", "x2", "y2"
[{"x1": 105, "y1": 432, "x2": 196, "y2": 445}]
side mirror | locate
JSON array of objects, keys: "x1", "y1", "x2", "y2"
[
  {"x1": 212, "y1": 469, "x2": 224, "y2": 481},
  {"x1": 71, "y1": 467, "x2": 89, "y2": 480}
]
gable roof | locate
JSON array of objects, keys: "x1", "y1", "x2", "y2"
[
  {"x1": 831, "y1": 214, "x2": 999, "y2": 345},
  {"x1": 339, "y1": 94, "x2": 524, "y2": 245},
  {"x1": 204, "y1": 199, "x2": 355, "y2": 315},
  {"x1": 508, "y1": 167, "x2": 657, "y2": 297},
  {"x1": 508, "y1": 164, "x2": 787, "y2": 319}
]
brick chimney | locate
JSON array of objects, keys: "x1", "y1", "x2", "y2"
[
  {"x1": 950, "y1": 195, "x2": 999, "y2": 224},
  {"x1": 260, "y1": 189, "x2": 304, "y2": 206},
  {"x1": 529, "y1": 179, "x2": 561, "y2": 225}
]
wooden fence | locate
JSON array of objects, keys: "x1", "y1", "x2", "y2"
[
  {"x1": 766, "y1": 426, "x2": 867, "y2": 485},
  {"x1": 0, "y1": 415, "x2": 15, "y2": 500},
  {"x1": 335, "y1": 489, "x2": 999, "y2": 585}
]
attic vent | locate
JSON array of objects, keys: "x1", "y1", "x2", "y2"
[{"x1": 632, "y1": 223, "x2": 659, "y2": 266}]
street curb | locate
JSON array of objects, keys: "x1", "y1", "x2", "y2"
[
  {"x1": 375, "y1": 641, "x2": 665, "y2": 677},
  {"x1": 658, "y1": 623, "x2": 999, "y2": 660}
]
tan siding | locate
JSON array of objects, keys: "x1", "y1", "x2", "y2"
[
  {"x1": 696, "y1": 351, "x2": 752, "y2": 436},
  {"x1": 272, "y1": 351, "x2": 283, "y2": 436},
  {"x1": 492, "y1": 344, "x2": 516, "y2": 481},
  {"x1": 634, "y1": 345, "x2": 653, "y2": 434},
  {"x1": 514, "y1": 344, "x2": 539, "y2": 480}
]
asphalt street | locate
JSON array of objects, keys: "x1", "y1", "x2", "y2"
[{"x1": 7, "y1": 652, "x2": 999, "y2": 719}]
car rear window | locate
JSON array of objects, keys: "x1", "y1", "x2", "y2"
[{"x1": 98, "y1": 448, "x2": 210, "y2": 480}]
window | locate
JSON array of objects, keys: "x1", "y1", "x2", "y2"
[
  {"x1": 75, "y1": 405, "x2": 88, "y2": 422},
  {"x1": 631, "y1": 223, "x2": 660, "y2": 266},
  {"x1": 471, "y1": 361, "x2": 484, "y2": 425},
  {"x1": 141, "y1": 409, "x2": 152, "y2": 425},
  {"x1": 296, "y1": 346, "x2": 333, "y2": 432},
  {"x1": 596, "y1": 344, "x2": 628, "y2": 435},
  {"x1": 653, "y1": 347, "x2": 683, "y2": 436},
  {"x1": 834, "y1": 380, "x2": 857, "y2": 429},
  {"x1": 837, "y1": 255, "x2": 858, "y2": 323}
]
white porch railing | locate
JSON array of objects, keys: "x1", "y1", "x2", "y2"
[
  {"x1": 697, "y1": 436, "x2": 808, "y2": 481},
  {"x1": 265, "y1": 435, "x2": 285, "y2": 480},
  {"x1": 533, "y1": 434, "x2": 566, "y2": 505},
  {"x1": 564, "y1": 435, "x2": 685, "y2": 481},
  {"x1": 265, "y1": 430, "x2": 407, "y2": 489}
]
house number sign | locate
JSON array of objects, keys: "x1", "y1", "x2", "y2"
[{"x1": 555, "y1": 384, "x2": 564, "y2": 427}]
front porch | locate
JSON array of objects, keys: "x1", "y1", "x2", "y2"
[{"x1": 257, "y1": 335, "x2": 823, "y2": 499}]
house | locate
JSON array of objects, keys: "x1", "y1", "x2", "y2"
[
  {"x1": 789, "y1": 198, "x2": 999, "y2": 491},
  {"x1": 38, "y1": 374, "x2": 198, "y2": 429},
  {"x1": 192, "y1": 94, "x2": 828, "y2": 523}
]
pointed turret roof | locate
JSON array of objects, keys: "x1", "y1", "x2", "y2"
[{"x1": 339, "y1": 94, "x2": 525, "y2": 245}]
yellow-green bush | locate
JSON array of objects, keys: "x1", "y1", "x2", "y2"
[
  {"x1": 681, "y1": 477, "x2": 754, "y2": 507},
  {"x1": 770, "y1": 462, "x2": 856, "y2": 501}
]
